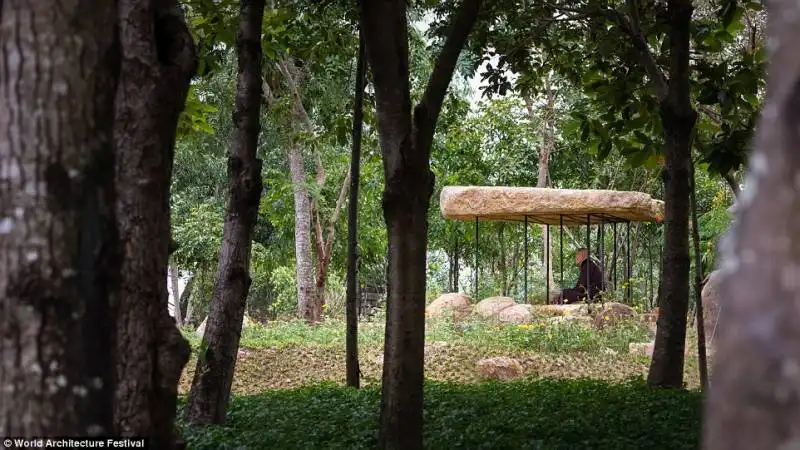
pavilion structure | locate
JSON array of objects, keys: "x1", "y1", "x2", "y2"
[{"x1": 440, "y1": 186, "x2": 665, "y2": 305}]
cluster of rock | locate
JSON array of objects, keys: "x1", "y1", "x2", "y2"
[{"x1": 425, "y1": 292, "x2": 638, "y2": 329}]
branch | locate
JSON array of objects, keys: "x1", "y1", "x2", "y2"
[
  {"x1": 542, "y1": 0, "x2": 668, "y2": 101},
  {"x1": 324, "y1": 169, "x2": 351, "y2": 259},
  {"x1": 277, "y1": 57, "x2": 314, "y2": 131},
  {"x1": 414, "y1": 0, "x2": 482, "y2": 156},
  {"x1": 599, "y1": 2, "x2": 668, "y2": 101},
  {"x1": 698, "y1": 104, "x2": 723, "y2": 126}
]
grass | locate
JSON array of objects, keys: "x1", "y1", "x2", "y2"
[
  {"x1": 177, "y1": 378, "x2": 703, "y2": 450},
  {"x1": 182, "y1": 314, "x2": 651, "y2": 354},
  {"x1": 179, "y1": 314, "x2": 703, "y2": 393}
]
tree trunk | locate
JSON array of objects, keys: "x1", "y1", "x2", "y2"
[
  {"x1": 525, "y1": 80, "x2": 556, "y2": 295},
  {"x1": 184, "y1": 0, "x2": 265, "y2": 425},
  {"x1": 722, "y1": 172, "x2": 740, "y2": 199},
  {"x1": 346, "y1": 28, "x2": 367, "y2": 389},
  {"x1": 181, "y1": 274, "x2": 196, "y2": 325},
  {"x1": 113, "y1": 0, "x2": 196, "y2": 446},
  {"x1": 360, "y1": 0, "x2": 481, "y2": 448},
  {"x1": 704, "y1": 1, "x2": 800, "y2": 445},
  {"x1": 170, "y1": 261, "x2": 182, "y2": 324},
  {"x1": 646, "y1": 0, "x2": 696, "y2": 388},
  {"x1": 689, "y1": 161, "x2": 708, "y2": 390},
  {"x1": 289, "y1": 145, "x2": 319, "y2": 323},
  {"x1": 0, "y1": 2, "x2": 120, "y2": 437}
]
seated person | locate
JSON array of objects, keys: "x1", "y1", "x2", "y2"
[{"x1": 550, "y1": 248, "x2": 605, "y2": 304}]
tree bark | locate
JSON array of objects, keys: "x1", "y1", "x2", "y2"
[
  {"x1": 170, "y1": 261, "x2": 182, "y2": 324},
  {"x1": 0, "y1": 1, "x2": 120, "y2": 437},
  {"x1": 184, "y1": 0, "x2": 265, "y2": 425},
  {"x1": 112, "y1": 0, "x2": 196, "y2": 446},
  {"x1": 346, "y1": 28, "x2": 367, "y2": 389},
  {"x1": 181, "y1": 275, "x2": 196, "y2": 325},
  {"x1": 289, "y1": 145, "x2": 318, "y2": 322},
  {"x1": 722, "y1": 171, "x2": 740, "y2": 199},
  {"x1": 646, "y1": 0, "x2": 696, "y2": 388},
  {"x1": 278, "y1": 57, "x2": 320, "y2": 323},
  {"x1": 704, "y1": 1, "x2": 800, "y2": 445},
  {"x1": 360, "y1": 0, "x2": 481, "y2": 448},
  {"x1": 689, "y1": 161, "x2": 708, "y2": 390}
]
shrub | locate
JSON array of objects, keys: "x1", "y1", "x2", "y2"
[{"x1": 177, "y1": 378, "x2": 702, "y2": 450}]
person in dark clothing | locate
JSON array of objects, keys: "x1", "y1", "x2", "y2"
[{"x1": 551, "y1": 248, "x2": 605, "y2": 304}]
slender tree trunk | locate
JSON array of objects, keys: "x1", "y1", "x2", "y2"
[
  {"x1": 525, "y1": 81, "x2": 556, "y2": 295},
  {"x1": 289, "y1": 145, "x2": 318, "y2": 322},
  {"x1": 113, "y1": 0, "x2": 196, "y2": 445},
  {"x1": 722, "y1": 172, "x2": 740, "y2": 199},
  {"x1": 647, "y1": 0, "x2": 696, "y2": 388},
  {"x1": 170, "y1": 261, "x2": 182, "y2": 324},
  {"x1": 346, "y1": 29, "x2": 366, "y2": 388},
  {"x1": 0, "y1": 2, "x2": 120, "y2": 436},
  {"x1": 185, "y1": 0, "x2": 265, "y2": 425},
  {"x1": 689, "y1": 161, "x2": 709, "y2": 390},
  {"x1": 181, "y1": 274, "x2": 196, "y2": 325},
  {"x1": 705, "y1": 0, "x2": 800, "y2": 444},
  {"x1": 361, "y1": 0, "x2": 481, "y2": 448}
]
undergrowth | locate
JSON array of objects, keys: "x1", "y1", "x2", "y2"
[
  {"x1": 182, "y1": 315, "x2": 651, "y2": 354},
  {"x1": 177, "y1": 377, "x2": 702, "y2": 450}
]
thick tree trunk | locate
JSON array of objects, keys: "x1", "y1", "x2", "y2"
[
  {"x1": 184, "y1": 0, "x2": 265, "y2": 425},
  {"x1": 0, "y1": 2, "x2": 120, "y2": 436},
  {"x1": 170, "y1": 261, "x2": 182, "y2": 324},
  {"x1": 289, "y1": 145, "x2": 319, "y2": 322},
  {"x1": 704, "y1": 2, "x2": 800, "y2": 445},
  {"x1": 113, "y1": 0, "x2": 195, "y2": 446},
  {"x1": 361, "y1": 0, "x2": 481, "y2": 448},
  {"x1": 646, "y1": 0, "x2": 696, "y2": 388},
  {"x1": 346, "y1": 29, "x2": 367, "y2": 389}
]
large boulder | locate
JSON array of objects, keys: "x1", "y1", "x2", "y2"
[
  {"x1": 195, "y1": 314, "x2": 254, "y2": 338},
  {"x1": 497, "y1": 304, "x2": 533, "y2": 324},
  {"x1": 702, "y1": 270, "x2": 723, "y2": 346},
  {"x1": 475, "y1": 296, "x2": 517, "y2": 318},
  {"x1": 476, "y1": 357, "x2": 523, "y2": 381},
  {"x1": 593, "y1": 302, "x2": 636, "y2": 329},
  {"x1": 426, "y1": 293, "x2": 472, "y2": 320},
  {"x1": 533, "y1": 303, "x2": 589, "y2": 317}
]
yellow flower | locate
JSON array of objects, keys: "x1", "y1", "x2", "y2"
[{"x1": 604, "y1": 315, "x2": 610, "y2": 321}]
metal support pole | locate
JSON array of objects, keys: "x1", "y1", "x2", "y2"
[
  {"x1": 613, "y1": 222, "x2": 618, "y2": 292},
  {"x1": 546, "y1": 223, "x2": 550, "y2": 304},
  {"x1": 475, "y1": 217, "x2": 479, "y2": 300},
  {"x1": 626, "y1": 220, "x2": 632, "y2": 303},
  {"x1": 586, "y1": 215, "x2": 591, "y2": 306},
  {"x1": 524, "y1": 216, "x2": 528, "y2": 304},
  {"x1": 560, "y1": 215, "x2": 564, "y2": 294}
]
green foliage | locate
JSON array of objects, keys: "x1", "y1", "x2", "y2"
[
  {"x1": 181, "y1": 315, "x2": 649, "y2": 355},
  {"x1": 178, "y1": 378, "x2": 702, "y2": 449}
]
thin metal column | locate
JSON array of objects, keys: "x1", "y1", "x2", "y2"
[
  {"x1": 613, "y1": 222, "x2": 618, "y2": 292},
  {"x1": 546, "y1": 223, "x2": 550, "y2": 304},
  {"x1": 524, "y1": 216, "x2": 528, "y2": 304},
  {"x1": 475, "y1": 217, "x2": 479, "y2": 300},
  {"x1": 560, "y1": 215, "x2": 564, "y2": 295},
  {"x1": 586, "y1": 215, "x2": 591, "y2": 305},
  {"x1": 626, "y1": 220, "x2": 632, "y2": 303}
]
